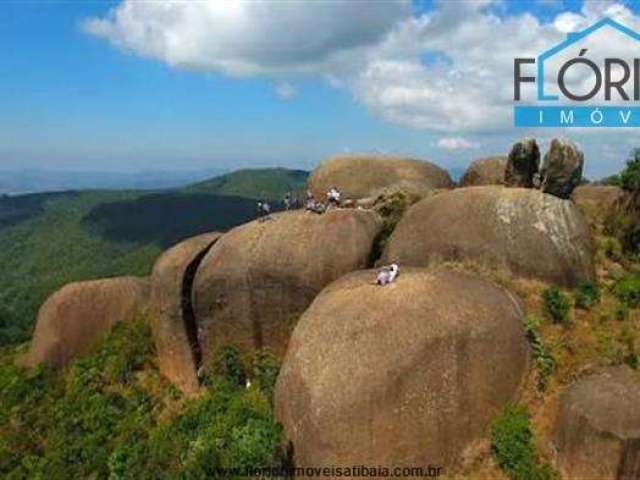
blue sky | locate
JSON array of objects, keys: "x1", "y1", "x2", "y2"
[{"x1": 2, "y1": 0, "x2": 640, "y2": 177}]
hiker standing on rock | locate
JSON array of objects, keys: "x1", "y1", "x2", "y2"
[
  {"x1": 327, "y1": 187, "x2": 341, "y2": 208},
  {"x1": 283, "y1": 192, "x2": 292, "y2": 210}
]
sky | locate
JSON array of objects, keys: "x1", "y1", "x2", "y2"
[{"x1": 3, "y1": 0, "x2": 640, "y2": 178}]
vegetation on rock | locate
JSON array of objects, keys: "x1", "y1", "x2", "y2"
[
  {"x1": 543, "y1": 286, "x2": 571, "y2": 325},
  {"x1": 522, "y1": 315, "x2": 556, "y2": 392},
  {"x1": 491, "y1": 404, "x2": 557, "y2": 480},
  {"x1": 574, "y1": 281, "x2": 600, "y2": 310}
]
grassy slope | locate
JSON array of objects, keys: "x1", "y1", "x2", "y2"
[{"x1": 186, "y1": 168, "x2": 308, "y2": 200}]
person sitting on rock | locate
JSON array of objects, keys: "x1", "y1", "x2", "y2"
[
  {"x1": 305, "y1": 198, "x2": 326, "y2": 214},
  {"x1": 257, "y1": 201, "x2": 272, "y2": 221},
  {"x1": 376, "y1": 263, "x2": 399, "y2": 286},
  {"x1": 327, "y1": 187, "x2": 341, "y2": 208}
]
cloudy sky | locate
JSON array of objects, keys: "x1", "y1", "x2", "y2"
[{"x1": 3, "y1": 0, "x2": 640, "y2": 178}]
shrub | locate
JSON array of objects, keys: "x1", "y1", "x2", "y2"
[
  {"x1": 543, "y1": 287, "x2": 571, "y2": 325},
  {"x1": 600, "y1": 174, "x2": 621, "y2": 187},
  {"x1": 600, "y1": 236, "x2": 624, "y2": 262},
  {"x1": 209, "y1": 344, "x2": 247, "y2": 386},
  {"x1": 615, "y1": 302, "x2": 630, "y2": 321},
  {"x1": 614, "y1": 274, "x2": 640, "y2": 307},
  {"x1": 620, "y1": 148, "x2": 640, "y2": 192},
  {"x1": 491, "y1": 404, "x2": 557, "y2": 480},
  {"x1": 251, "y1": 349, "x2": 280, "y2": 402},
  {"x1": 522, "y1": 316, "x2": 556, "y2": 392},
  {"x1": 574, "y1": 282, "x2": 600, "y2": 310}
]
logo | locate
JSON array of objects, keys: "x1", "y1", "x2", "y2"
[{"x1": 514, "y1": 18, "x2": 640, "y2": 127}]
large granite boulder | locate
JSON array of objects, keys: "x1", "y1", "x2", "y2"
[
  {"x1": 540, "y1": 138, "x2": 584, "y2": 199},
  {"x1": 505, "y1": 138, "x2": 540, "y2": 188},
  {"x1": 307, "y1": 154, "x2": 453, "y2": 201},
  {"x1": 149, "y1": 232, "x2": 222, "y2": 394},
  {"x1": 192, "y1": 209, "x2": 382, "y2": 362},
  {"x1": 276, "y1": 268, "x2": 529, "y2": 472},
  {"x1": 25, "y1": 277, "x2": 149, "y2": 367},
  {"x1": 571, "y1": 185, "x2": 625, "y2": 225},
  {"x1": 382, "y1": 186, "x2": 595, "y2": 287},
  {"x1": 554, "y1": 366, "x2": 640, "y2": 480},
  {"x1": 459, "y1": 156, "x2": 507, "y2": 187}
]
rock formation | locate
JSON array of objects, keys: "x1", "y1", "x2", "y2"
[
  {"x1": 276, "y1": 267, "x2": 529, "y2": 472},
  {"x1": 540, "y1": 138, "x2": 584, "y2": 199},
  {"x1": 459, "y1": 156, "x2": 507, "y2": 187},
  {"x1": 554, "y1": 366, "x2": 640, "y2": 480},
  {"x1": 307, "y1": 154, "x2": 453, "y2": 201},
  {"x1": 382, "y1": 186, "x2": 594, "y2": 287},
  {"x1": 192, "y1": 209, "x2": 382, "y2": 363},
  {"x1": 149, "y1": 232, "x2": 222, "y2": 394},
  {"x1": 505, "y1": 138, "x2": 540, "y2": 188},
  {"x1": 26, "y1": 276, "x2": 149, "y2": 367},
  {"x1": 571, "y1": 185, "x2": 625, "y2": 225}
]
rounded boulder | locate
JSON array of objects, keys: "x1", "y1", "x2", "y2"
[
  {"x1": 572, "y1": 185, "x2": 625, "y2": 224},
  {"x1": 308, "y1": 154, "x2": 453, "y2": 200},
  {"x1": 554, "y1": 366, "x2": 640, "y2": 480},
  {"x1": 26, "y1": 276, "x2": 149, "y2": 367},
  {"x1": 275, "y1": 267, "x2": 529, "y2": 471},
  {"x1": 150, "y1": 232, "x2": 223, "y2": 394},
  {"x1": 383, "y1": 186, "x2": 595, "y2": 286},
  {"x1": 459, "y1": 156, "x2": 507, "y2": 187},
  {"x1": 193, "y1": 209, "x2": 382, "y2": 362}
]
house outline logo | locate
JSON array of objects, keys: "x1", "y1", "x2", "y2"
[
  {"x1": 513, "y1": 17, "x2": 640, "y2": 128},
  {"x1": 537, "y1": 17, "x2": 640, "y2": 101}
]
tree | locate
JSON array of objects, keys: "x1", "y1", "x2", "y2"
[{"x1": 620, "y1": 148, "x2": 640, "y2": 191}]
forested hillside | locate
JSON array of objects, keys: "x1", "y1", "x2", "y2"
[{"x1": 0, "y1": 168, "x2": 307, "y2": 346}]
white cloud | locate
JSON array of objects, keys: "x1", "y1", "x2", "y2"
[
  {"x1": 83, "y1": 0, "x2": 640, "y2": 133},
  {"x1": 274, "y1": 82, "x2": 297, "y2": 101},
  {"x1": 82, "y1": 0, "x2": 640, "y2": 177},
  {"x1": 437, "y1": 137, "x2": 479, "y2": 150},
  {"x1": 82, "y1": 0, "x2": 411, "y2": 76}
]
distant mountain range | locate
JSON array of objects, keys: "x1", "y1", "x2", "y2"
[{"x1": 0, "y1": 168, "x2": 225, "y2": 195}]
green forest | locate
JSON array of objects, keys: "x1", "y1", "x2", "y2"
[{"x1": 0, "y1": 169, "x2": 308, "y2": 345}]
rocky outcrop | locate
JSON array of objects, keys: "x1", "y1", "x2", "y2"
[
  {"x1": 554, "y1": 366, "x2": 640, "y2": 480},
  {"x1": 276, "y1": 267, "x2": 528, "y2": 473},
  {"x1": 505, "y1": 138, "x2": 540, "y2": 188},
  {"x1": 192, "y1": 209, "x2": 382, "y2": 363},
  {"x1": 459, "y1": 156, "x2": 507, "y2": 187},
  {"x1": 26, "y1": 277, "x2": 149, "y2": 367},
  {"x1": 572, "y1": 185, "x2": 625, "y2": 225},
  {"x1": 382, "y1": 186, "x2": 595, "y2": 287},
  {"x1": 540, "y1": 138, "x2": 584, "y2": 199},
  {"x1": 149, "y1": 232, "x2": 222, "y2": 394},
  {"x1": 307, "y1": 154, "x2": 453, "y2": 201}
]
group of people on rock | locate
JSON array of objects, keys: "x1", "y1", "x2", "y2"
[
  {"x1": 304, "y1": 187, "x2": 341, "y2": 214},
  {"x1": 255, "y1": 187, "x2": 345, "y2": 220},
  {"x1": 255, "y1": 187, "x2": 398, "y2": 286}
]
